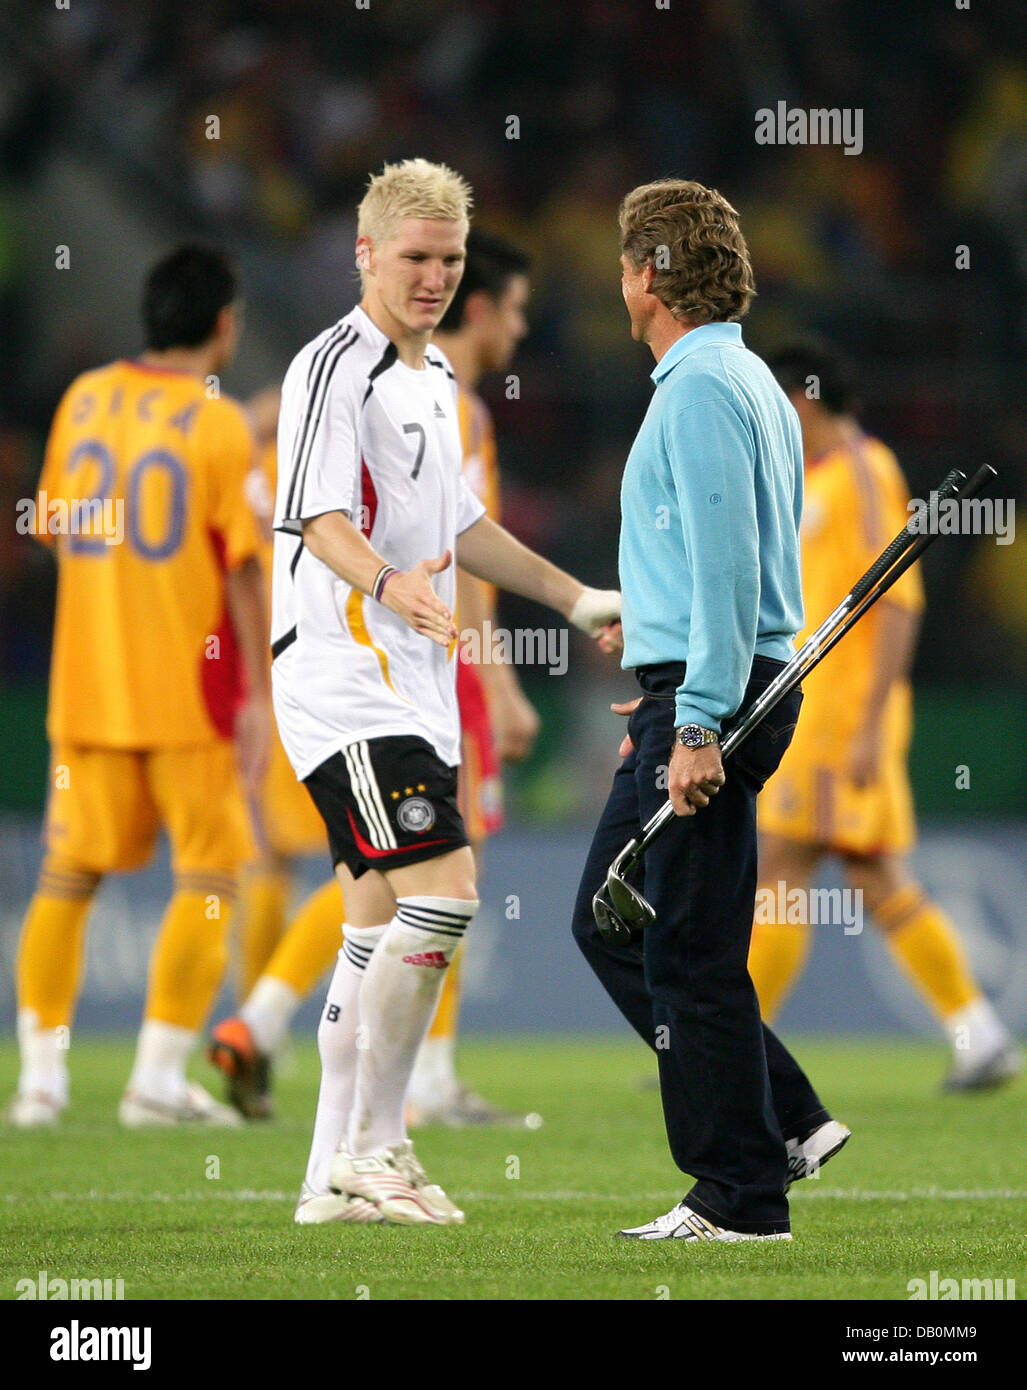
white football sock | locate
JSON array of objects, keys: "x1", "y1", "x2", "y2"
[
  {"x1": 945, "y1": 996, "x2": 1009, "y2": 1065},
  {"x1": 241, "y1": 976, "x2": 301, "y2": 1056},
  {"x1": 303, "y1": 923, "x2": 387, "y2": 1196},
  {"x1": 17, "y1": 1009, "x2": 69, "y2": 1104},
  {"x1": 127, "y1": 1020, "x2": 195, "y2": 1103},
  {"x1": 348, "y1": 897, "x2": 478, "y2": 1157}
]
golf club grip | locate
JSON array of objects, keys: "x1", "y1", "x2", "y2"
[
  {"x1": 720, "y1": 464, "x2": 982, "y2": 759},
  {"x1": 847, "y1": 467, "x2": 964, "y2": 606},
  {"x1": 811, "y1": 462, "x2": 998, "y2": 668}
]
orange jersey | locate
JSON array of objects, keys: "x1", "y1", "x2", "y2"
[
  {"x1": 250, "y1": 435, "x2": 278, "y2": 585},
  {"x1": 38, "y1": 360, "x2": 261, "y2": 747},
  {"x1": 790, "y1": 430, "x2": 924, "y2": 748},
  {"x1": 457, "y1": 385, "x2": 501, "y2": 522},
  {"x1": 457, "y1": 385, "x2": 501, "y2": 608}
]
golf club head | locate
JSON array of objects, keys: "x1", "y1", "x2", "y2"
[
  {"x1": 606, "y1": 870, "x2": 657, "y2": 932},
  {"x1": 592, "y1": 888, "x2": 634, "y2": 946}
]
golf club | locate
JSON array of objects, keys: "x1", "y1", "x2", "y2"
[{"x1": 593, "y1": 463, "x2": 997, "y2": 945}]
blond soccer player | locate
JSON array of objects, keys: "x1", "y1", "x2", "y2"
[
  {"x1": 748, "y1": 340, "x2": 1021, "y2": 1091},
  {"x1": 212, "y1": 232, "x2": 541, "y2": 1126},
  {"x1": 9, "y1": 246, "x2": 270, "y2": 1129},
  {"x1": 265, "y1": 159, "x2": 619, "y2": 1225}
]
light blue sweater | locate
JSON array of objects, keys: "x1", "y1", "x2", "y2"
[{"x1": 619, "y1": 322, "x2": 804, "y2": 731}]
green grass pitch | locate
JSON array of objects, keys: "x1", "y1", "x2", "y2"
[{"x1": 0, "y1": 1036, "x2": 1023, "y2": 1301}]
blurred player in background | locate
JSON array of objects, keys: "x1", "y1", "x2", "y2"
[
  {"x1": 748, "y1": 341, "x2": 1022, "y2": 1091},
  {"x1": 210, "y1": 230, "x2": 542, "y2": 1126},
  {"x1": 8, "y1": 246, "x2": 270, "y2": 1129},
  {"x1": 408, "y1": 227, "x2": 540, "y2": 1123},
  {"x1": 209, "y1": 385, "x2": 346, "y2": 1120}
]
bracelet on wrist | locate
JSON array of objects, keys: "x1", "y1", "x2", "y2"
[{"x1": 371, "y1": 564, "x2": 398, "y2": 602}]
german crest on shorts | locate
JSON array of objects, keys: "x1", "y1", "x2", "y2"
[{"x1": 397, "y1": 796, "x2": 436, "y2": 833}]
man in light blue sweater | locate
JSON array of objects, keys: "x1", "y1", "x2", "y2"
[{"x1": 573, "y1": 180, "x2": 849, "y2": 1241}]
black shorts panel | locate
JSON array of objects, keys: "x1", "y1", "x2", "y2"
[{"x1": 304, "y1": 735, "x2": 470, "y2": 880}]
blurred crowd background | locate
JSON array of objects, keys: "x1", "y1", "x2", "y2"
[{"x1": 2, "y1": 0, "x2": 1026, "y2": 822}]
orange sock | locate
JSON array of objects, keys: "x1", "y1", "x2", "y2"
[
  {"x1": 427, "y1": 947, "x2": 462, "y2": 1040},
  {"x1": 747, "y1": 911, "x2": 812, "y2": 1023},
  {"x1": 16, "y1": 859, "x2": 98, "y2": 1028},
  {"x1": 265, "y1": 878, "x2": 344, "y2": 997},
  {"x1": 875, "y1": 885, "x2": 979, "y2": 1020},
  {"x1": 144, "y1": 875, "x2": 236, "y2": 1031},
  {"x1": 236, "y1": 865, "x2": 289, "y2": 999}
]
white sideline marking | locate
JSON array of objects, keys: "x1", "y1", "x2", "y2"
[{"x1": 3, "y1": 1187, "x2": 1025, "y2": 1204}]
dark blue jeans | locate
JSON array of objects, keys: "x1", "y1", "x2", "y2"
[{"x1": 572, "y1": 656, "x2": 829, "y2": 1233}]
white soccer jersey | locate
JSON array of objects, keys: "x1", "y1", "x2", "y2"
[{"x1": 271, "y1": 305, "x2": 486, "y2": 778}]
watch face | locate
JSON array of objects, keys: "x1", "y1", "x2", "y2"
[{"x1": 679, "y1": 725, "x2": 702, "y2": 747}]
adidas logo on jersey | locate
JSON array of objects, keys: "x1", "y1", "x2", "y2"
[
  {"x1": 401, "y1": 951, "x2": 448, "y2": 969},
  {"x1": 433, "y1": 400, "x2": 446, "y2": 418}
]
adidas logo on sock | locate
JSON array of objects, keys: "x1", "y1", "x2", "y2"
[{"x1": 401, "y1": 951, "x2": 448, "y2": 968}]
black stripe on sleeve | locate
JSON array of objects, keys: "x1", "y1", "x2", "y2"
[
  {"x1": 285, "y1": 325, "x2": 356, "y2": 518},
  {"x1": 285, "y1": 323, "x2": 348, "y2": 516},
  {"x1": 271, "y1": 626, "x2": 297, "y2": 661},
  {"x1": 289, "y1": 535, "x2": 304, "y2": 577}
]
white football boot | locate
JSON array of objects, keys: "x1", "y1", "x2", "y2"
[
  {"x1": 7, "y1": 1091, "x2": 65, "y2": 1129},
  {"x1": 389, "y1": 1140, "x2": 465, "y2": 1224},
  {"x1": 943, "y1": 1040, "x2": 1023, "y2": 1093},
  {"x1": 119, "y1": 1081, "x2": 242, "y2": 1128},
  {"x1": 294, "y1": 1183, "x2": 383, "y2": 1225},
  {"x1": 329, "y1": 1147, "x2": 443, "y2": 1225}
]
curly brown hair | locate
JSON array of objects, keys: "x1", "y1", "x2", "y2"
[{"x1": 619, "y1": 180, "x2": 755, "y2": 323}]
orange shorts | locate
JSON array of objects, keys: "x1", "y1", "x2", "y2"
[
  {"x1": 45, "y1": 741, "x2": 253, "y2": 876},
  {"x1": 758, "y1": 692, "x2": 917, "y2": 856},
  {"x1": 255, "y1": 726, "x2": 327, "y2": 861}
]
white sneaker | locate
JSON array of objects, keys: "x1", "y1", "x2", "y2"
[
  {"x1": 785, "y1": 1119, "x2": 851, "y2": 1188},
  {"x1": 617, "y1": 1201, "x2": 793, "y2": 1242},
  {"x1": 7, "y1": 1091, "x2": 65, "y2": 1129},
  {"x1": 406, "y1": 1087, "x2": 522, "y2": 1129},
  {"x1": 389, "y1": 1140, "x2": 465, "y2": 1225},
  {"x1": 119, "y1": 1081, "x2": 243, "y2": 1128},
  {"x1": 294, "y1": 1183, "x2": 383, "y2": 1225},
  {"x1": 328, "y1": 1147, "x2": 443, "y2": 1226},
  {"x1": 943, "y1": 1041, "x2": 1023, "y2": 1093}
]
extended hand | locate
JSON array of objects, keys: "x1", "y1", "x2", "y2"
[
  {"x1": 597, "y1": 619, "x2": 624, "y2": 656},
  {"x1": 380, "y1": 552, "x2": 458, "y2": 647},
  {"x1": 569, "y1": 587, "x2": 621, "y2": 637}
]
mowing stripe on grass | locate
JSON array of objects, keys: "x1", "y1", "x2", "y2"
[{"x1": 4, "y1": 1187, "x2": 1025, "y2": 1204}]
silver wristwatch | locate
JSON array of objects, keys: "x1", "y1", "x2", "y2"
[{"x1": 675, "y1": 723, "x2": 720, "y2": 749}]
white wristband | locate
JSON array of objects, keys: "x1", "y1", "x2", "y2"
[{"x1": 569, "y1": 587, "x2": 621, "y2": 637}]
